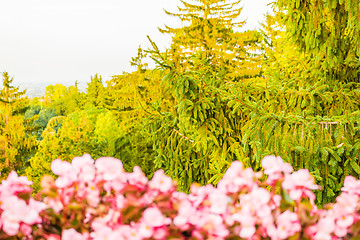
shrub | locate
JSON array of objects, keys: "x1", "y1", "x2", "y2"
[{"x1": 1, "y1": 154, "x2": 360, "y2": 239}]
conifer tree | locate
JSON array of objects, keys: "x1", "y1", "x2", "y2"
[
  {"x1": 0, "y1": 72, "x2": 37, "y2": 176},
  {"x1": 86, "y1": 74, "x2": 106, "y2": 108},
  {"x1": 63, "y1": 81, "x2": 84, "y2": 115},
  {"x1": 144, "y1": 0, "x2": 360, "y2": 204},
  {"x1": 158, "y1": 0, "x2": 263, "y2": 80},
  {"x1": 44, "y1": 83, "x2": 84, "y2": 116},
  {"x1": 44, "y1": 84, "x2": 68, "y2": 115},
  {"x1": 276, "y1": 0, "x2": 360, "y2": 82},
  {"x1": 260, "y1": 8, "x2": 317, "y2": 87},
  {"x1": 144, "y1": 0, "x2": 268, "y2": 192},
  {"x1": 235, "y1": 5, "x2": 360, "y2": 205},
  {"x1": 105, "y1": 52, "x2": 174, "y2": 177}
]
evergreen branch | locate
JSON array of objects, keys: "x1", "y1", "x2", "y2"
[
  {"x1": 173, "y1": 128, "x2": 194, "y2": 143},
  {"x1": 137, "y1": 99, "x2": 155, "y2": 115},
  {"x1": 0, "y1": 98, "x2": 13, "y2": 104},
  {"x1": 233, "y1": 97, "x2": 264, "y2": 116},
  {"x1": 146, "y1": 36, "x2": 174, "y2": 70}
]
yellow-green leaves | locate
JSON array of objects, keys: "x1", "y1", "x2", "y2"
[
  {"x1": 0, "y1": 72, "x2": 37, "y2": 177},
  {"x1": 276, "y1": 0, "x2": 360, "y2": 83},
  {"x1": 157, "y1": 0, "x2": 263, "y2": 80}
]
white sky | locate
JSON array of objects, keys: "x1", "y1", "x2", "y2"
[{"x1": 0, "y1": 0, "x2": 270, "y2": 89}]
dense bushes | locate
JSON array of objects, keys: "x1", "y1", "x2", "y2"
[{"x1": 2, "y1": 154, "x2": 360, "y2": 239}]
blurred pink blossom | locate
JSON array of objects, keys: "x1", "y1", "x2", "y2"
[{"x1": 262, "y1": 155, "x2": 293, "y2": 185}]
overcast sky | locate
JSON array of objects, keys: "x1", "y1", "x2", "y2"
[{"x1": 0, "y1": 0, "x2": 270, "y2": 89}]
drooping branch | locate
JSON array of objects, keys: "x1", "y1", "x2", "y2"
[{"x1": 173, "y1": 128, "x2": 194, "y2": 143}]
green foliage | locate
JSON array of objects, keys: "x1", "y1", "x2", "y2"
[
  {"x1": 86, "y1": 74, "x2": 106, "y2": 108},
  {"x1": 234, "y1": 80, "x2": 360, "y2": 204},
  {"x1": 149, "y1": 49, "x2": 360, "y2": 202},
  {"x1": 140, "y1": 1, "x2": 360, "y2": 206},
  {"x1": 105, "y1": 67, "x2": 172, "y2": 178},
  {"x1": 94, "y1": 111, "x2": 121, "y2": 156},
  {"x1": 145, "y1": 0, "x2": 265, "y2": 192},
  {"x1": 25, "y1": 107, "x2": 120, "y2": 191},
  {"x1": 157, "y1": 0, "x2": 263, "y2": 80},
  {"x1": 146, "y1": 52, "x2": 251, "y2": 192},
  {"x1": 276, "y1": 0, "x2": 360, "y2": 82},
  {"x1": 24, "y1": 104, "x2": 41, "y2": 120},
  {"x1": 114, "y1": 123, "x2": 156, "y2": 177},
  {"x1": 24, "y1": 98, "x2": 64, "y2": 140},
  {"x1": 35, "y1": 108, "x2": 58, "y2": 130},
  {"x1": 44, "y1": 83, "x2": 84, "y2": 116},
  {"x1": 0, "y1": 72, "x2": 37, "y2": 176},
  {"x1": 44, "y1": 84, "x2": 68, "y2": 115}
]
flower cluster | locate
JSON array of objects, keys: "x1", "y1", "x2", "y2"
[
  {"x1": 0, "y1": 171, "x2": 45, "y2": 238},
  {"x1": 1, "y1": 154, "x2": 360, "y2": 239}
]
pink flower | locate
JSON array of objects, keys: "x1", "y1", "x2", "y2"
[
  {"x1": 91, "y1": 219, "x2": 113, "y2": 240},
  {"x1": 95, "y1": 157, "x2": 123, "y2": 181},
  {"x1": 272, "y1": 210, "x2": 301, "y2": 239},
  {"x1": 334, "y1": 225, "x2": 348, "y2": 238},
  {"x1": 282, "y1": 169, "x2": 319, "y2": 201},
  {"x1": 312, "y1": 216, "x2": 335, "y2": 240},
  {"x1": 71, "y1": 154, "x2": 95, "y2": 182},
  {"x1": 51, "y1": 159, "x2": 77, "y2": 188},
  {"x1": 189, "y1": 184, "x2": 215, "y2": 208},
  {"x1": 217, "y1": 161, "x2": 243, "y2": 193},
  {"x1": 44, "y1": 197, "x2": 64, "y2": 214},
  {"x1": 236, "y1": 214, "x2": 256, "y2": 238},
  {"x1": 138, "y1": 222, "x2": 153, "y2": 238},
  {"x1": 271, "y1": 194, "x2": 282, "y2": 209},
  {"x1": 0, "y1": 171, "x2": 32, "y2": 197},
  {"x1": 125, "y1": 166, "x2": 148, "y2": 188},
  {"x1": 76, "y1": 181, "x2": 100, "y2": 208},
  {"x1": 23, "y1": 198, "x2": 46, "y2": 225},
  {"x1": 153, "y1": 227, "x2": 168, "y2": 240},
  {"x1": 209, "y1": 189, "x2": 229, "y2": 214},
  {"x1": 123, "y1": 226, "x2": 143, "y2": 240},
  {"x1": 336, "y1": 214, "x2": 353, "y2": 229},
  {"x1": 262, "y1": 155, "x2": 293, "y2": 185},
  {"x1": 19, "y1": 223, "x2": 32, "y2": 236},
  {"x1": 314, "y1": 231, "x2": 332, "y2": 240},
  {"x1": 173, "y1": 199, "x2": 193, "y2": 230},
  {"x1": 250, "y1": 187, "x2": 272, "y2": 219},
  {"x1": 202, "y1": 214, "x2": 229, "y2": 238},
  {"x1": 45, "y1": 234, "x2": 61, "y2": 240},
  {"x1": 334, "y1": 192, "x2": 358, "y2": 214},
  {"x1": 342, "y1": 176, "x2": 360, "y2": 195},
  {"x1": 6, "y1": 153, "x2": 360, "y2": 239},
  {"x1": 58, "y1": 187, "x2": 75, "y2": 206},
  {"x1": 62, "y1": 228, "x2": 89, "y2": 240},
  {"x1": 1, "y1": 195, "x2": 45, "y2": 236},
  {"x1": 217, "y1": 161, "x2": 257, "y2": 193},
  {"x1": 250, "y1": 186, "x2": 271, "y2": 206},
  {"x1": 149, "y1": 169, "x2": 173, "y2": 193},
  {"x1": 1, "y1": 196, "x2": 26, "y2": 236},
  {"x1": 142, "y1": 207, "x2": 171, "y2": 227},
  {"x1": 115, "y1": 194, "x2": 126, "y2": 209}
]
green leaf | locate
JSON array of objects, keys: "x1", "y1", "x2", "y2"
[
  {"x1": 294, "y1": 146, "x2": 306, "y2": 152},
  {"x1": 281, "y1": 189, "x2": 295, "y2": 206},
  {"x1": 350, "y1": 160, "x2": 360, "y2": 174}
]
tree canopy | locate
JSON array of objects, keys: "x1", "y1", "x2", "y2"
[{"x1": 277, "y1": 0, "x2": 360, "y2": 82}]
